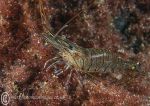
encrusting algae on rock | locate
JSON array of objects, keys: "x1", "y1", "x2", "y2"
[{"x1": 0, "y1": 0, "x2": 150, "y2": 106}]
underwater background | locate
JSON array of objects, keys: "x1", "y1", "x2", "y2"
[{"x1": 0, "y1": 0, "x2": 150, "y2": 106}]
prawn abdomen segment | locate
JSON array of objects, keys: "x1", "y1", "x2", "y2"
[
  {"x1": 83, "y1": 48, "x2": 116, "y2": 72},
  {"x1": 61, "y1": 47, "x2": 140, "y2": 73},
  {"x1": 84, "y1": 48, "x2": 140, "y2": 72}
]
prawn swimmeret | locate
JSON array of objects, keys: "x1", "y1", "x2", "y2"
[{"x1": 39, "y1": 1, "x2": 140, "y2": 86}]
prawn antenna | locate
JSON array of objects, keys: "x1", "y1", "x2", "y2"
[{"x1": 39, "y1": 0, "x2": 94, "y2": 37}]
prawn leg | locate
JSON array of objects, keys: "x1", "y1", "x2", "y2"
[
  {"x1": 43, "y1": 56, "x2": 60, "y2": 69},
  {"x1": 75, "y1": 71, "x2": 85, "y2": 88},
  {"x1": 65, "y1": 69, "x2": 74, "y2": 90},
  {"x1": 45, "y1": 59, "x2": 63, "y2": 72}
]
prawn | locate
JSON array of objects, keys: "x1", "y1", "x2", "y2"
[
  {"x1": 43, "y1": 31, "x2": 140, "y2": 73},
  {"x1": 39, "y1": 0, "x2": 140, "y2": 85}
]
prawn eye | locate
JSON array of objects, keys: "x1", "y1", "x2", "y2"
[{"x1": 69, "y1": 45, "x2": 74, "y2": 50}]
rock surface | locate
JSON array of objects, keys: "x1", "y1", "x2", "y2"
[{"x1": 0, "y1": 0, "x2": 150, "y2": 106}]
